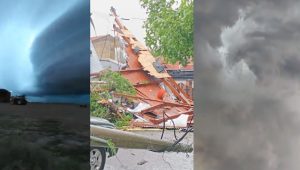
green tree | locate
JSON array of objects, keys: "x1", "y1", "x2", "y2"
[{"x1": 140, "y1": 0, "x2": 193, "y2": 66}]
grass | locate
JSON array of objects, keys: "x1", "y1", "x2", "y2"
[{"x1": 0, "y1": 118, "x2": 89, "y2": 170}]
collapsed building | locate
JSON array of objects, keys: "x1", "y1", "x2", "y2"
[
  {"x1": 90, "y1": 7, "x2": 194, "y2": 128},
  {"x1": 90, "y1": 34, "x2": 127, "y2": 74},
  {"x1": 164, "y1": 61, "x2": 194, "y2": 98}
]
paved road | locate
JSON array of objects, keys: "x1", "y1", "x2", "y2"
[{"x1": 105, "y1": 130, "x2": 194, "y2": 170}]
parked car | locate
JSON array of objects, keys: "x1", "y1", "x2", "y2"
[
  {"x1": 90, "y1": 117, "x2": 118, "y2": 170},
  {"x1": 10, "y1": 95, "x2": 27, "y2": 105}
]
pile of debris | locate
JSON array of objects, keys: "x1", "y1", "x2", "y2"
[{"x1": 90, "y1": 7, "x2": 194, "y2": 129}]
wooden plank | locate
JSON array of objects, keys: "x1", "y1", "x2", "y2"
[
  {"x1": 162, "y1": 79, "x2": 189, "y2": 104},
  {"x1": 113, "y1": 92, "x2": 192, "y2": 108},
  {"x1": 167, "y1": 77, "x2": 192, "y2": 100}
]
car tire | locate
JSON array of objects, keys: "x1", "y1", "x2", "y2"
[{"x1": 90, "y1": 147, "x2": 106, "y2": 170}]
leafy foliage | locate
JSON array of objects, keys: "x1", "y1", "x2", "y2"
[
  {"x1": 100, "y1": 70, "x2": 136, "y2": 95},
  {"x1": 140, "y1": 0, "x2": 193, "y2": 65},
  {"x1": 90, "y1": 92, "x2": 110, "y2": 119},
  {"x1": 107, "y1": 139, "x2": 117, "y2": 156},
  {"x1": 90, "y1": 70, "x2": 136, "y2": 127},
  {"x1": 114, "y1": 113, "x2": 133, "y2": 128}
]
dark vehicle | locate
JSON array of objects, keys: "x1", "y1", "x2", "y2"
[
  {"x1": 90, "y1": 117, "x2": 118, "y2": 170},
  {"x1": 90, "y1": 147, "x2": 106, "y2": 170},
  {"x1": 10, "y1": 95, "x2": 28, "y2": 105},
  {"x1": 0, "y1": 89, "x2": 11, "y2": 103}
]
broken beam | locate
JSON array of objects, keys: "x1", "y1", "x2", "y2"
[{"x1": 113, "y1": 92, "x2": 192, "y2": 108}]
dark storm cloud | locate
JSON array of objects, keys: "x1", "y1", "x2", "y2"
[
  {"x1": 195, "y1": 0, "x2": 300, "y2": 170},
  {"x1": 196, "y1": 0, "x2": 259, "y2": 47},
  {"x1": 222, "y1": 1, "x2": 300, "y2": 82},
  {"x1": 30, "y1": 0, "x2": 90, "y2": 95},
  {"x1": 0, "y1": 1, "x2": 67, "y2": 92}
]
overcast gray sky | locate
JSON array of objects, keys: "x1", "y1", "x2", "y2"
[
  {"x1": 195, "y1": 0, "x2": 300, "y2": 170},
  {"x1": 90, "y1": 0, "x2": 147, "y2": 45}
]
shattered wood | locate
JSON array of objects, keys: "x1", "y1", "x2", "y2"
[
  {"x1": 108, "y1": 10, "x2": 194, "y2": 128},
  {"x1": 90, "y1": 7, "x2": 194, "y2": 129}
]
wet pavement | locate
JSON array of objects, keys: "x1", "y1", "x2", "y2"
[{"x1": 105, "y1": 130, "x2": 194, "y2": 170}]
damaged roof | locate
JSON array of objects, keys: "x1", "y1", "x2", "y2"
[{"x1": 109, "y1": 8, "x2": 194, "y2": 128}]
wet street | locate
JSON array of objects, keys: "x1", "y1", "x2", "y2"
[{"x1": 105, "y1": 130, "x2": 194, "y2": 170}]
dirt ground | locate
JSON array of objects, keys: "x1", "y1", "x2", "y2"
[
  {"x1": 105, "y1": 130, "x2": 194, "y2": 170},
  {"x1": 0, "y1": 103, "x2": 90, "y2": 169},
  {"x1": 0, "y1": 103, "x2": 89, "y2": 130}
]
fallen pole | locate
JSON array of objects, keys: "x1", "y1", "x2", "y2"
[{"x1": 90, "y1": 125, "x2": 193, "y2": 153}]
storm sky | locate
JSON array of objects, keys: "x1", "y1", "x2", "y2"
[
  {"x1": 195, "y1": 0, "x2": 300, "y2": 170},
  {"x1": 0, "y1": 0, "x2": 89, "y2": 103}
]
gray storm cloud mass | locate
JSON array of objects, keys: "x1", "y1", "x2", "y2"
[
  {"x1": 30, "y1": 0, "x2": 89, "y2": 95},
  {"x1": 0, "y1": 0, "x2": 89, "y2": 103},
  {"x1": 195, "y1": 0, "x2": 300, "y2": 170}
]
